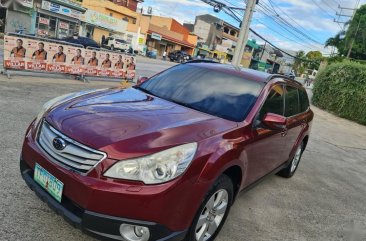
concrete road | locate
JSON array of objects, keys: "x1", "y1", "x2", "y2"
[{"x1": 0, "y1": 74, "x2": 365, "y2": 241}]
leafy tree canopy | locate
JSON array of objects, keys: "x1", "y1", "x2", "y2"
[{"x1": 326, "y1": 4, "x2": 366, "y2": 59}]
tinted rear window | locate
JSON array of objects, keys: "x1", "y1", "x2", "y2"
[
  {"x1": 139, "y1": 64, "x2": 264, "y2": 122},
  {"x1": 298, "y1": 88, "x2": 310, "y2": 112},
  {"x1": 285, "y1": 86, "x2": 300, "y2": 117}
]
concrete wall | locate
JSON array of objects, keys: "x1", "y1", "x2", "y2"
[
  {"x1": 5, "y1": 10, "x2": 33, "y2": 34},
  {"x1": 193, "y1": 19, "x2": 211, "y2": 43}
]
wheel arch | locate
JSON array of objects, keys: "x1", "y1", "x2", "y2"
[
  {"x1": 302, "y1": 135, "x2": 309, "y2": 151},
  {"x1": 222, "y1": 165, "x2": 243, "y2": 200}
]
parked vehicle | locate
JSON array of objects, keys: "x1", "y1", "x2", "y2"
[
  {"x1": 146, "y1": 49, "x2": 158, "y2": 59},
  {"x1": 20, "y1": 61, "x2": 313, "y2": 241},
  {"x1": 62, "y1": 36, "x2": 100, "y2": 48},
  {"x1": 168, "y1": 50, "x2": 191, "y2": 63},
  {"x1": 285, "y1": 72, "x2": 296, "y2": 79},
  {"x1": 102, "y1": 36, "x2": 130, "y2": 52}
]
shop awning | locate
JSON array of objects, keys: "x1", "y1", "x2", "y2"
[{"x1": 147, "y1": 30, "x2": 195, "y2": 49}]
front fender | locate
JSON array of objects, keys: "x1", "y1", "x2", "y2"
[{"x1": 196, "y1": 139, "x2": 247, "y2": 191}]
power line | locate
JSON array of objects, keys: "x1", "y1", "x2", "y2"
[
  {"x1": 257, "y1": 2, "x2": 324, "y2": 46},
  {"x1": 321, "y1": 0, "x2": 338, "y2": 12},
  {"x1": 310, "y1": 0, "x2": 335, "y2": 18},
  {"x1": 200, "y1": 0, "x2": 321, "y2": 63}
]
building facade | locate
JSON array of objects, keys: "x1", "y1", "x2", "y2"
[
  {"x1": 107, "y1": 0, "x2": 143, "y2": 12},
  {"x1": 192, "y1": 14, "x2": 259, "y2": 66},
  {"x1": 35, "y1": 0, "x2": 86, "y2": 38},
  {"x1": 136, "y1": 15, "x2": 197, "y2": 57},
  {"x1": 81, "y1": 0, "x2": 138, "y2": 44}
]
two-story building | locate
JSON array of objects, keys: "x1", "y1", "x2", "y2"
[
  {"x1": 134, "y1": 15, "x2": 197, "y2": 57},
  {"x1": 192, "y1": 14, "x2": 259, "y2": 66}
]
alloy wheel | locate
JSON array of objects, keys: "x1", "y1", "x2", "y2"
[
  {"x1": 195, "y1": 189, "x2": 228, "y2": 241},
  {"x1": 290, "y1": 145, "x2": 302, "y2": 173}
]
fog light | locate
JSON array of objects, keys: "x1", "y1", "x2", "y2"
[{"x1": 120, "y1": 224, "x2": 150, "y2": 241}]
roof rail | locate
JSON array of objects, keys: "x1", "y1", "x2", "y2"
[{"x1": 184, "y1": 59, "x2": 220, "y2": 64}]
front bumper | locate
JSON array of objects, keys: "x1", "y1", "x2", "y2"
[{"x1": 20, "y1": 158, "x2": 187, "y2": 241}]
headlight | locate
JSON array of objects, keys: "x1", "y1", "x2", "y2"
[
  {"x1": 104, "y1": 143, "x2": 198, "y2": 184},
  {"x1": 34, "y1": 89, "x2": 105, "y2": 126}
]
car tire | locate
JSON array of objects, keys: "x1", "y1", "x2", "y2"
[
  {"x1": 277, "y1": 141, "x2": 304, "y2": 178},
  {"x1": 186, "y1": 174, "x2": 234, "y2": 241}
]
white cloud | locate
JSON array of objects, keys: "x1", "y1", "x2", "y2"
[{"x1": 141, "y1": 0, "x2": 366, "y2": 53}]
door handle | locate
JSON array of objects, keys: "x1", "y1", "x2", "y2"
[{"x1": 281, "y1": 128, "x2": 288, "y2": 137}]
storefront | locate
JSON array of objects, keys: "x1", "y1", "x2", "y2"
[
  {"x1": 146, "y1": 31, "x2": 195, "y2": 57},
  {"x1": 35, "y1": 0, "x2": 86, "y2": 38},
  {"x1": 79, "y1": 9, "x2": 128, "y2": 44}
]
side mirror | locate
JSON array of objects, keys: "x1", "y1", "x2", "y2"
[
  {"x1": 137, "y1": 76, "x2": 148, "y2": 85},
  {"x1": 262, "y1": 113, "x2": 287, "y2": 130}
]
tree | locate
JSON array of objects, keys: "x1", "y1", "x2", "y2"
[
  {"x1": 326, "y1": 4, "x2": 366, "y2": 59},
  {"x1": 305, "y1": 51, "x2": 323, "y2": 70},
  {"x1": 293, "y1": 50, "x2": 305, "y2": 75},
  {"x1": 344, "y1": 5, "x2": 366, "y2": 59}
]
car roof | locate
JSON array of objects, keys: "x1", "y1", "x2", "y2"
[
  {"x1": 184, "y1": 62, "x2": 271, "y2": 83},
  {"x1": 184, "y1": 61, "x2": 302, "y2": 86}
]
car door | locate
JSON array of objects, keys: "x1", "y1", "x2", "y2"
[
  {"x1": 282, "y1": 84, "x2": 306, "y2": 159},
  {"x1": 244, "y1": 84, "x2": 289, "y2": 185}
]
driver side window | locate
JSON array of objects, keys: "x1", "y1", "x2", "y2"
[{"x1": 258, "y1": 85, "x2": 285, "y2": 121}]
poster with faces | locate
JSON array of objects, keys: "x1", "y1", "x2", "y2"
[
  {"x1": 3, "y1": 35, "x2": 136, "y2": 79},
  {"x1": 26, "y1": 39, "x2": 48, "y2": 71},
  {"x1": 3, "y1": 36, "x2": 27, "y2": 69}
]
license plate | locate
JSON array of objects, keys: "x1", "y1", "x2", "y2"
[{"x1": 34, "y1": 163, "x2": 64, "y2": 203}]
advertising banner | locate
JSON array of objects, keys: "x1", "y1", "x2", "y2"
[
  {"x1": 41, "y1": 0, "x2": 82, "y2": 19},
  {"x1": 80, "y1": 9, "x2": 127, "y2": 33},
  {"x1": 3, "y1": 35, "x2": 136, "y2": 79}
]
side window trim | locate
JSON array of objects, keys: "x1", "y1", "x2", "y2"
[
  {"x1": 254, "y1": 83, "x2": 285, "y2": 125},
  {"x1": 284, "y1": 84, "x2": 301, "y2": 118}
]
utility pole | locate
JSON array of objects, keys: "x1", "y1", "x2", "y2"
[
  {"x1": 231, "y1": 0, "x2": 257, "y2": 67},
  {"x1": 346, "y1": 17, "x2": 361, "y2": 58}
]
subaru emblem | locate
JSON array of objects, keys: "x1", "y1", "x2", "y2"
[{"x1": 53, "y1": 137, "x2": 67, "y2": 151}]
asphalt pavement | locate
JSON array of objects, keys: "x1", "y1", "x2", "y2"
[{"x1": 0, "y1": 63, "x2": 365, "y2": 241}]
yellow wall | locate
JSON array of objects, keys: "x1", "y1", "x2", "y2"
[
  {"x1": 82, "y1": 0, "x2": 138, "y2": 33},
  {"x1": 187, "y1": 34, "x2": 198, "y2": 45},
  {"x1": 93, "y1": 28, "x2": 109, "y2": 44},
  {"x1": 130, "y1": 14, "x2": 150, "y2": 33}
]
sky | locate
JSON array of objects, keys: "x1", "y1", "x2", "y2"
[{"x1": 139, "y1": 0, "x2": 366, "y2": 55}]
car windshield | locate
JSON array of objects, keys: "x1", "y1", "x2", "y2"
[{"x1": 137, "y1": 64, "x2": 264, "y2": 122}]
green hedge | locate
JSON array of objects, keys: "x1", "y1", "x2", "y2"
[{"x1": 312, "y1": 61, "x2": 366, "y2": 125}]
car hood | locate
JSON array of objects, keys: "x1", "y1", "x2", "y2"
[{"x1": 45, "y1": 88, "x2": 237, "y2": 159}]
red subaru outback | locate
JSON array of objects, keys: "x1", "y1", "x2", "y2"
[{"x1": 20, "y1": 61, "x2": 313, "y2": 241}]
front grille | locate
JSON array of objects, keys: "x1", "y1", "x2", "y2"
[{"x1": 37, "y1": 121, "x2": 106, "y2": 173}]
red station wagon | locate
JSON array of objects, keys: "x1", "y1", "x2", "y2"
[{"x1": 20, "y1": 61, "x2": 313, "y2": 241}]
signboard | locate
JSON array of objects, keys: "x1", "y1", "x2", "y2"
[
  {"x1": 4, "y1": 35, "x2": 136, "y2": 79},
  {"x1": 59, "y1": 21, "x2": 69, "y2": 30},
  {"x1": 39, "y1": 17, "x2": 50, "y2": 25},
  {"x1": 19, "y1": 0, "x2": 33, "y2": 8},
  {"x1": 80, "y1": 10, "x2": 127, "y2": 33},
  {"x1": 151, "y1": 32, "x2": 162, "y2": 41},
  {"x1": 37, "y1": 29, "x2": 49, "y2": 36},
  {"x1": 138, "y1": 37, "x2": 144, "y2": 44},
  {"x1": 42, "y1": 0, "x2": 82, "y2": 19}
]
